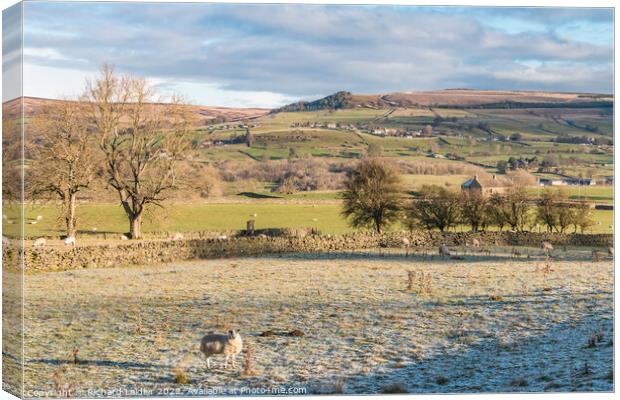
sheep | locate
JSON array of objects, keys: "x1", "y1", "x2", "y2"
[
  {"x1": 172, "y1": 233, "x2": 184, "y2": 241},
  {"x1": 438, "y1": 244, "x2": 451, "y2": 257},
  {"x1": 471, "y1": 238, "x2": 481, "y2": 248},
  {"x1": 401, "y1": 237, "x2": 410, "y2": 247},
  {"x1": 541, "y1": 241, "x2": 554, "y2": 254},
  {"x1": 216, "y1": 235, "x2": 228, "y2": 241},
  {"x1": 36, "y1": 215, "x2": 43, "y2": 221},
  {"x1": 63, "y1": 236, "x2": 76, "y2": 247},
  {"x1": 200, "y1": 330, "x2": 243, "y2": 369},
  {"x1": 33, "y1": 238, "x2": 46, "y2": 247},
  {"x1": 120, "y1": 234, "x2": 129, "y2": 241},
  {"x1": 258, "y1": 234, "x2": 268, "y2": 239}
]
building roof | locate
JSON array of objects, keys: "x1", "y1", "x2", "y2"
[
  {"x1": 461, "y1": 177, "x2": 482, "y2": 189},
  {"x1": 462, "y1": 174, "x2": 509, "y2": 189}
]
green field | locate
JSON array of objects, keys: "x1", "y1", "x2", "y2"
[
  {"x1": 192, "y1": 106, "x2": 613, "y2": 183},
  {"x1": 4, "y1": 104, "x2": 613, "y2": 239},
  {"x1": 4, "y1": 199, "x2": 613, "y2": 238}
]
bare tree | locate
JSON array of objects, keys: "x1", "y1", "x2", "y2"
[
  {"x1": 459, "y1": 190, "x2": 488, "y2": 232},
  {"x1": 341, "y1": 158, "x2": 403, "y2": 233},
  {"x1": 536, "y1": 188, "x2": 559, "y2": 232},
  {"x1": 2, "y1": 118, "x2": 22, "y2": 204},
  {"x1": 503, "y1": 187, "x2": 530, "y2": 232},
  {"x1": 27, "y1": 100, "x2": 98, "y2": 237},
  {"x1": 488, "y1": 193, "x2": 508, "y2": 231},
  {"x1": 407, "y1": 185, "x2": 460, "y2": 232},
  {"x1": 84, "y1": 65, "x2": 192, "y2": 239}
]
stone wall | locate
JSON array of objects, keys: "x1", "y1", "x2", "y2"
[{"x1": 3, "y1": 231, "x2": 613, "y2": 272}]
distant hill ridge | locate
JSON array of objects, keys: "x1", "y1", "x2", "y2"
[
  {"x1": 272, "y1": 91, "x2": 356, "y2": 113},
  {"x1": 274, "y1": 89, "x2": 613, "y2": 112},
  {"x1": 2, "y1": 96, "x2": 269, "y2": 122}
]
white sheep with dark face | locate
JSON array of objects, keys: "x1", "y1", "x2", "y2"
[{"x1": 200, "y1": 330, "x2": 243, "y2": 369}]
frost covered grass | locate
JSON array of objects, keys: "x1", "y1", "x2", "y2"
[{"x1": 22, "y1": 247, "x2": 612, "y2": 395}]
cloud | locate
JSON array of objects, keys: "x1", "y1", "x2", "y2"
[{"x1": 19, "y1": 3, "x2": 613, "y2": 107}]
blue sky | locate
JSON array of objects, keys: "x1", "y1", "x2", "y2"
[{"x1": 6, "y1": 3, "x2": 615, "y2": 107}]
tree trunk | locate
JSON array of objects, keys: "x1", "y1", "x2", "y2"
[
  {"x1": 130, "y1": 213, "x2": 143, "y2": 239},
  {"x1": 65, "y1": 192, "x2": 77, "y2": 237}
]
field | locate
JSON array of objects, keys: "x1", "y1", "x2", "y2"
[
  {"x1": 4, "y1": 198, "x2": 614, "y2": 239},
  {"x1": 21, "y1": 247, "x2": 613, "y2": 395},
  {"x1": 194, "y1": 104, "x2": 613, "y2": 178}
]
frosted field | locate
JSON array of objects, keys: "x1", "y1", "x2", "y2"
[{"x1": 22, "y1": 247, "x2": 613, "y2": 396}]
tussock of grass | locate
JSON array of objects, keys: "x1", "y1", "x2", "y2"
[{"x1": 380, "y1": 382, "x2": 408, "y2": 394}]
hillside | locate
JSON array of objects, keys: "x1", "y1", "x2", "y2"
[
  {"x1": 2, "y1": 96, "x2": 269, "y2": 124},
  {"x1": 275, "y1": 89, "x2": 613, "y2": 112}
]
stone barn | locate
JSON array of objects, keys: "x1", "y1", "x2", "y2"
[{"x1": 461, "y1": 174, "x2": 507, "y2": 196}]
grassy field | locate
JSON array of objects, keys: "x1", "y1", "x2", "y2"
[
  {"x1": 19, "y1": 247, "x2": 613, "y2": 395},
  {"x1": 3, "y1": 196, "x2": 613, "y2": 239},
  {"x1": 187, "y1": 105, "x2": 613, "y2": 182}
]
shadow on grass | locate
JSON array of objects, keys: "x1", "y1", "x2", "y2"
[
  {"x1": 309, "y1": 300, "x2": 613, "y2": 394},
  {"x1": 236, "y1": 192, "x2": 282, "y2": 199},
  {"x1": 28, "y1": 358, "x2": 171, "y2": 370},
  {"x1": 266, "y1": 251, "x2": 604, "y2": 264}
]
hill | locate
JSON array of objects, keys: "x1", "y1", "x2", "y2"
[
  {"x1": 274, "y1": 89, "x2": 613, "y2": 112},
  {"x1": 2, "y1": 96, "x2": 269, "y2": 124}
]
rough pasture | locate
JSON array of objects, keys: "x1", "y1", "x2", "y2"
[{"x1": 19, "y1": 246, "x2": 612, "y2": 395}]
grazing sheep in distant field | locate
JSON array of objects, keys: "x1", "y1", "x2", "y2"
[
  {"x1": 401, "y1": 238, "x2": 410, "y2": 247},
  {"x1": 91, "y1": 227, "x2": 97, "y2": 232},
  {"x1": 36, "y1": 215, "x2": 43, "y2": 221},
  {"x1": 63, "y1": 236, "x2": 76, "y2": 247},
  {"x1": 217, "y1": 235, "x2": 228, "y2": 241},
  {"x1": 258, "y1": 234, "x2": 267, "y2": 239},
  {"x1": 200, "y1": 330, "x2": 243, "y2": 369},
  {"x1": 33, "y1": 238, "x2": 46, "y2": 247},
  {"x1": 29, "y1": 221, "x2": 37, "y2": 225},
  {"x1": 608, "y1": 246, "x2": 614, "y2": 257},
  {"x1": 120, "y1": 234, "x2": 129, "y2": 241},
  {"x1": 173, "y1": 233, "x2": 184, "y2": 241},
  {"x1": 438, "y1": 245, "x2": 451, "y2": 257},
  {"x1": 541, "y1": 241, "x2": 554, "y2": 254},
  {"x1": 471, "y1": 238, "x2": 481, "y2": 248}
]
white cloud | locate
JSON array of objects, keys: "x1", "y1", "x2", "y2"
[{"x1": 17, "y1": 3, "x2": 614, "y2": 107}]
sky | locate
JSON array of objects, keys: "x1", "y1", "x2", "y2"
[{"x1": 3, "y1": 2, "x2": 615, "y2": 107}]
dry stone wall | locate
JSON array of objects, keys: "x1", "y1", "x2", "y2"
[{"x1": 3, "y1": 231, "x2": 612, "y2": 272}]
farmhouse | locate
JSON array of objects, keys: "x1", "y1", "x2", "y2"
[{"x1": 461, "y1": 174, "x2": 508, "y2": 196}]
